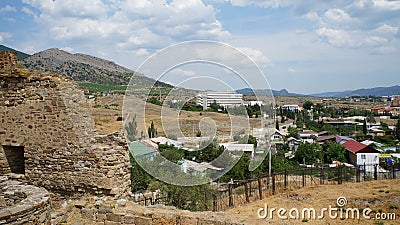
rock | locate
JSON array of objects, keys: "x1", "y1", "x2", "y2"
[
  {"x1": 74, "y1": 200, "x2": 87, "y2": 209},
  {"x1": 116, "y1": 199, "x2": 127, "y2": 207}
]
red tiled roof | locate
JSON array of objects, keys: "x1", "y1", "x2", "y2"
[{"x1": 341, "y1": 140, "x2": 378, "y2": 154}]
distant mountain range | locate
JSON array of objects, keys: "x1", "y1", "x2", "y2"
[
  {"x1": 236, "y1": 88, "x2": 304, "y2": 96},
  {"x1": 0, "y1": 45, "x2": 31, "y2": 60},
  {"x1": 309, "y1": 85, "x2": 400, "y2": 97},
  {"x1": 237, "y1": 86, "x2": 400, "y2": 97},
  {"x1": 1, "y1": 44, "x2": 399, "y2": 97}
]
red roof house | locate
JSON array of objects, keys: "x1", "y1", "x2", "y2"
[
  {"x1": 341, "y1": 139, "x2": 380, "y2": 166},
  {"x1": 342, "y1": 140, "x2": 378, "y2": 154}
]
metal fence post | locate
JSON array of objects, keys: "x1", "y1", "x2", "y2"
[
  {"x1": 320, "y1": 167, "x2": 324, "y2": 185},
  {"x1": 356, "y1": 167, "x2": 361, "y2": 183},
  {"x1": 284, "y1": 169, "x2": 288, "y2": 190},
  {"x1": 272, "y1": 173, "x2": 276, "y2": 195},
  {"x1": 245, "y1": 181, "x2": 249, "y2": 203},
  {"x1": 338, "y1": 166, "x2": 343, "y2": 185},
  {"x1": 228, "y1": 184, "x2": 233, "y2": 207},
  {"x1": 258, "y1": 177, "x2": 263, "y2": 200},
  {"x1": 374, "y1": 164, "x2": 378, "y2": 180},
  {"x1": 302, "y1": 169, "x2": 306, "y2": 187},
  {"x1": 392, "y1": 165, "x2": 396, "y2": 179}
]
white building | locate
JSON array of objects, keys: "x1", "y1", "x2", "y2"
[
  {"x1": 281, "y1": 105, "x2": 301, "y2": 111},
  {"x1": 196, "y1": 92, "x2": 243, "y2": 109},
  {"x1": 219, "y1": 143, "x2": 255, "y2": 158}
]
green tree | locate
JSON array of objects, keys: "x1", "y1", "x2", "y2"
[
  {"x1": 130, "y1": 151, "x2": 152, "y2": 192},
  {"x1": 322, "y1": 142, "x2": 347, "y2": 163},
  {"x1": 125, "y1": 115, "x2": 137, "y2": 142},
  {"x1": 303, "y1": 100, "x2": 314, "y2": 110},
  {"x1": 147, "y1": 121, "x2": 157, "y2": 138},
  {"x1": 287, "y1": 126, "x2": 298, "y2": 139},
  {"x1": 363, "y1": 119, "x2": 368, "y2": 135},
  {"x1": 294, "y1": 142, "x2": 322, "y2": 164}
]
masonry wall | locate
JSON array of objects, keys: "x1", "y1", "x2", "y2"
[{"x1": 0, "y1": 67, "x2": 130, "y2": 196}]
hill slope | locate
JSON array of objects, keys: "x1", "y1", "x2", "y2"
[
  {"x1": 0, "y1": 44, "x2": 31, "y2": 60},
  {"x1": 311, "y1": 85, "x2": 400, "y2": 97},
  {"x1": 22, "y1": 48, "x2": 143, "y2": 85}
]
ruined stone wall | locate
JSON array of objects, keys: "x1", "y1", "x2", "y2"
[
  {"x1": 0, "y1": 52, "x2": 18, "y2": 70},
  {"x1": 0, "y1": 68, "x2": 129, "y2": 196},
  {"x1": 0, "y1": 176, "x2": 51, "y2": 225}
]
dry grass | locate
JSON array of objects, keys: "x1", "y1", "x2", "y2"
[
  {"x1": 227, "y1": 179, "x2": 400, "y2": 225},
  {"x1": 91, "y1": 95, "x2": 264, "y2": 136}
]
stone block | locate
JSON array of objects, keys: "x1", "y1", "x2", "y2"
[{"x1": 135, "y1": 216, "x2": 153, "y2": 225}]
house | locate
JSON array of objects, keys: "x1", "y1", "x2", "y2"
[
  {"x1": 322, "y1": 120, "x2": 358, "y2": 127},
  {"x1": 219, "y1": 143, "x2": 255, "y2": 158},
  {"x1": 298, "y1": 130, "x2": 318, "y2": 143},
  {"x1": 286, "y1": 137, "x2": 301, "y2": 152},
  {"x1": 281, "y1": 105, "x2": 301, "y2": 111},
  {"x1": 150, "y1": 137, "x2": 183, "y2": 148},
  {"x1": 341, "y1": 140, "x2": 380, "y2": 172},
  {"x1": 181, "y1": 159, "x2": 223, "y2": 175}
]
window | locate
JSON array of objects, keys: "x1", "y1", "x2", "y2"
[
  {"x1": 2, "y1": 146, "x2": 25, "y2": 174},
  {"x1": 361, "y1": 154, "x2": 366, "y2": 160}
]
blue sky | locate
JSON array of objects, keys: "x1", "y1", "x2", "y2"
[{"x1": 0, "y1": 0, "x2": 399, "y2": 94}]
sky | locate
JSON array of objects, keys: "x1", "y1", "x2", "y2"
[{"x1": 0, "y1": 0, "x2": 399, "y2": 94}]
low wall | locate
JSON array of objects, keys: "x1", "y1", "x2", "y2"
[{"x1": 0, "y1": 176, "x2": 51, "y2": 225}]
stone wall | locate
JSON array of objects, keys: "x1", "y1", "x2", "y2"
[
  {"x1": 0, "y1": 67, "x2": 129, "y2": 196},
  {"x1": 0, "y1": 52, "x2": 18, "y2": 70},
  {"x1": 70, "y1": 199, "x2": 247, "y2": 225},
  {"x1": 0, "y1": 176, "x2": 51, "y2": 225}
]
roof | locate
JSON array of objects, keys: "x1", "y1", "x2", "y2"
[
  {"x1": 219, "y1": 143, "x2": 254, "y2": 152},
  {"x1": 317, "y1": 135, "x2": 336, "y2": 142},
  {"x1": 341, "y1": 140, "x2": 379, "y2": 154},
  {"x1": 129, "y1": 141, "x2": 157, "y2": 157},
  {"x1": 151, "y1": 137, "x2": 183, "y2": 147}
]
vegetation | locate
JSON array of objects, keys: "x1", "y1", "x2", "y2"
[
  {"x1": 147, "y1": 121, "x2": 158, "y2": 138},
  {"x1": 78, "y1": 82, "x2": 127, "y2": 93},
  {"x1": 125, "y1": 115, "x2": 137, "y2": 142}
]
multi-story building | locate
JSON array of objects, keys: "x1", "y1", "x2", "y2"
[{"x1": 196, "y1": 92, "x2": 243, "y2": 109}]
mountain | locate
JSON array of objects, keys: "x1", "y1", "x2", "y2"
[
  {"x1": 236, "y1": 88, "x2": 303, "y2": 96},
  {"x1": 310, "y1": 85, "x2": 400, "y2": 97},
  {"x1": 0, "y1": 44, "x2": 31, "y2": 60},
  {"x1": 22, "y1": 48, "x2": 146, "y2": 85}
]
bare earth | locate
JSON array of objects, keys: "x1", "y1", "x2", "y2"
[{"x1": 227, "y1": 179, "x2": 400, "y2": 225}]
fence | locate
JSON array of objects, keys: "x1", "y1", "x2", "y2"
[{"x1": 212, "y1": 164, "x2": 400, "y2": 212}]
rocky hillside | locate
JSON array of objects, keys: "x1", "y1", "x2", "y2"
[{"x1": 22, "y1": 48, "x2": 143, "y2": 85}]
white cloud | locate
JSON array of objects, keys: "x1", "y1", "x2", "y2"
[
  {"x1": 22, "y1": 0, "x2": 229, "y2": 52},
  {"x1": 173, "y1": 68, "x2": 196, "y2": 77},
  {"x1": 237, "y1": 47, "x2": 272, "y2": 67},
  {"x1": 303, "y1": 0, "x2": 400, "y2": 53},
  {"x1": 61, "y1": 46, "x2": 74, "y2": 53},
  {"x1": 288, "y1": 68, "x2": 296, "y2": 73},
  {"x1": 212, "y1": 0, "x2": 289, "y2": 8},
  {"x1": 21, "y1": 7, "x2": 37, "y2": 18},
  {"x1": 0, "y1": 35, "x2": 3, "y2": 43},
  {"x1": 0, "y1": 5, "x2": 17, "y2": 13},
  {"x1": 3, "y1": 17, "x2": 16, "y2": 23},
  {"x1": 136, "y1": 48, "x2": 150, "y2": 56}
]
